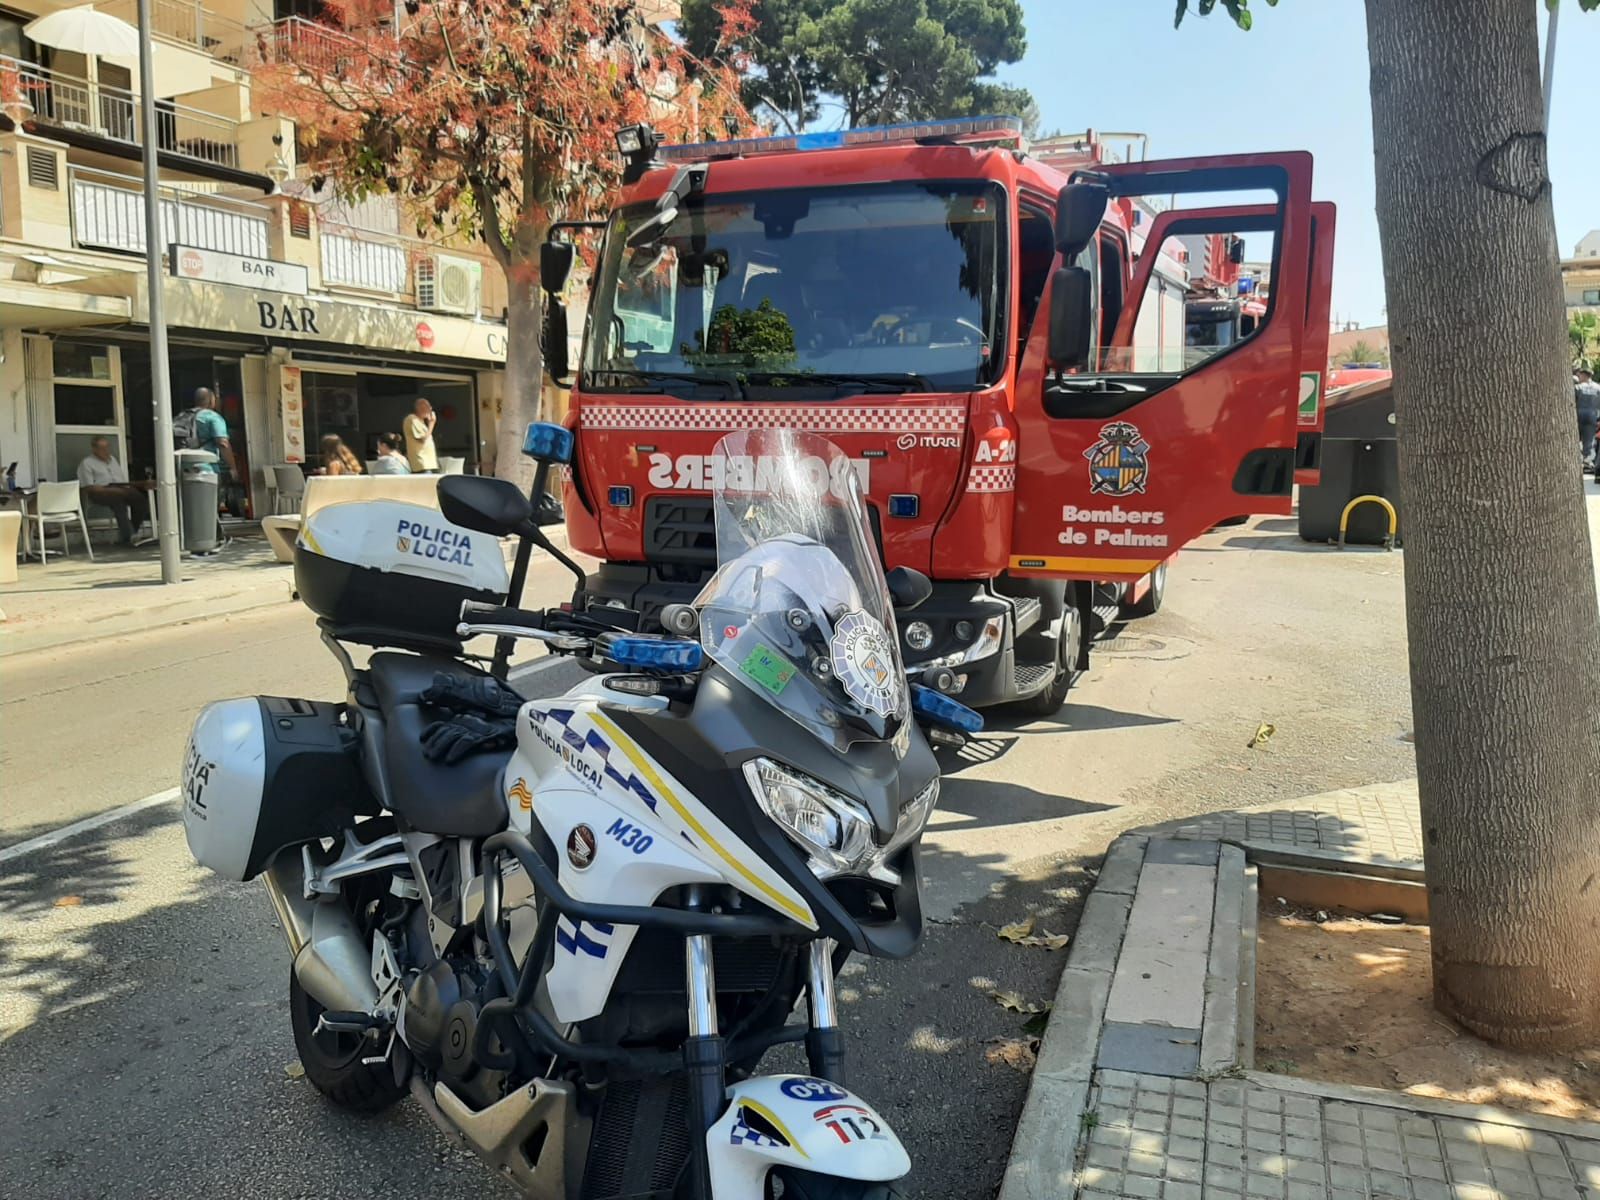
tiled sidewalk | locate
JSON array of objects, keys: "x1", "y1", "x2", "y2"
[
  {"x1": 1079, "y1": 1071, "x2": 1600, "y2": 1200},
  {"x1": 1156, "y1": 780, "x2": 1423, "y2": 867}
]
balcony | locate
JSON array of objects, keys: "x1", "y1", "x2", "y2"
[
  {"x1": 2, "y1": 56, "x2": 240, "y2": 170},
  {"x1": 252, "y1": 15, "x2": 365, "y2": 76},
  {"x1": 100, "y1": 0, "x2": 252, "y2": 65},
  {"x1": 69, "y1": 166, "x2": 270, "y2": 258}
]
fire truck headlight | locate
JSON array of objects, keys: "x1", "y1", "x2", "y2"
[
  {"x1": 904, "y1": 621, "x2": 934, "y2": 653},
  {"x1": 954, "y1": 619, "x2": 975, "y2": 643}
]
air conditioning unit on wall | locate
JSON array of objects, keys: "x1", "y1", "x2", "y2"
[{"x1": 417, "y1": 253, "x2": 483, "y2": 316}]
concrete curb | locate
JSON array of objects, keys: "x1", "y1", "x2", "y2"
[
  {"x1": 997, "y1": 834, "x2": 1146, "y2": 1200},
  {"x1": 0, "y1": 526, "x2": 578, "y2": 659},
  {"x1": 999, "y1": 834, "x2": 1255, "y2": 1200}
]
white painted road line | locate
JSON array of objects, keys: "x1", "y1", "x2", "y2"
[{"x1": 0, "y1": 787, "x2": 181, "y2": 864}]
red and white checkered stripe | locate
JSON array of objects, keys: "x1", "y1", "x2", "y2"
[
  {"x1": 965, "y1": 464, "x2": 1016, "y2": 493},
  {"x1": 579, "y1": 404, "x2": 966, "y2": 436}
]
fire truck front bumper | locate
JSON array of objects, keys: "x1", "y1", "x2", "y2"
[{"x1": 899, "y1": 582, "x2": 1045, "y2": 709}]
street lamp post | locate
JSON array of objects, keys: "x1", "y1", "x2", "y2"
[{"x1": 137, "y1": 0, "x2": 181, "y2": 583}]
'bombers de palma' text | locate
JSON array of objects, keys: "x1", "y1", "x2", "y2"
[{"x1": 1058, "y1": 504, "x2": 1170, "y2": 548}]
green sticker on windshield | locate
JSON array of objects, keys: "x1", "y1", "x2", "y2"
[{"x1": 740, "y1": 643, "x2": 797, "y2": 696}]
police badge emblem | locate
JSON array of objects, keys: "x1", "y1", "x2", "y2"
[
  {"x1": 831, "y1": 611, "x2": 899, "y2": 717},
  {"x1": 1084, "y1": 421, "x2": 1151, "y2": 497}
]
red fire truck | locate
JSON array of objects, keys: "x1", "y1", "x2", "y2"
[{"x1": 541, "y1": 116, "x2": 1336, "y2": 714}]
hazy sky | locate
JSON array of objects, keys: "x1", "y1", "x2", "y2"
[{"x1": 997, "y1": 2, "x2": 1600, "y2": 328}]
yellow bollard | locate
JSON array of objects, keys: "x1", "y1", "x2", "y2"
[{"x1": 1337, "y1": 494, "x2": 1398, "y2": 549}]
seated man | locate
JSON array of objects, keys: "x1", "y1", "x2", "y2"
[{"x1": 77, "y1": 436, "x2": 154, "y2": 545}]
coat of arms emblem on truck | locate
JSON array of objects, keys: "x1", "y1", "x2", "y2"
[{"x1": 1085, "y1": 422, "x2": 1152, "y2": 497}]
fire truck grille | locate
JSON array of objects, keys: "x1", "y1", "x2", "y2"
[{"x1": 644, "y1": 497, "x2": 717, "y2": 565}]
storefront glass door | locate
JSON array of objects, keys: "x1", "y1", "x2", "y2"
[{"x1": 52, "y1": 341, "x2": 126, "y2": 483}]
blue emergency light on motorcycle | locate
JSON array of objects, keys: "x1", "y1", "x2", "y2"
[
  {"x1": 910, "y1": 684, "x2": 984, "y2": 733},
  {"x1": 522, "y1": 422, "x2": 574, "y2": 465},
  {"x1": 658, "y1": 115, "x2": 1025, "y2": 164},
  {"x1": 608, "y1": 636, "x2": 705, "y2": 673}
]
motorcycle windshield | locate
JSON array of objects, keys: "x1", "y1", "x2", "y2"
[{"x1": 696, "y1": 429, "x2": 908, "y2": 751}]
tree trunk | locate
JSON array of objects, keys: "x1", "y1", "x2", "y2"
[
  {"x1": 495, "y1": 267, "x2": 545, "y2": 489},
  {"x1": 1365, "y1": 0, "x2": 1600, "y2": 1049}
]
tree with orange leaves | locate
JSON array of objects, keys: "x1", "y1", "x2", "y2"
[{"x1": 256, "y1": 0, "x2": 755, "y2": 480}]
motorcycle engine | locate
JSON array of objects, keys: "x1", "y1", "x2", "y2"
[{"x1": 403, "y1": 959, "x2": 507, "y2": 1109}]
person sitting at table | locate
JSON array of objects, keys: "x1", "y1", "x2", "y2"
[
  {"x1": 76, "y1": 435, "x2": 154, "y2": 545},
  {"x1": 319, "y1": 434, "x2": 364, "y2": 477},
  {"x1": 369, "y1": 432, "x2": 412, "y2": 476}
]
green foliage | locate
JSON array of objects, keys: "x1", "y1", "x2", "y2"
[
  {"x1": 686, "y1": 298, "x2": 799, "y2": 364},
  {"x1": 680, "y1": 0, "x2": 1034, "y2": 132},
  {"x1": 1572, "y1": 312, "x2": 1600, "y2": 370}
]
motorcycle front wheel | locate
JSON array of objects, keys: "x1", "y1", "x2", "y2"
[
  {"x1": 769, "y1": 1169, "x2": 907, "y2": 1199},
  {"x1": 288, "y1": 970, "x2": 404, "y2": 1114}
]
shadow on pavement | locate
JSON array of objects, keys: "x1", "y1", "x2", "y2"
[
  {"x1": 937, "y1": 777, "x2": 1114, "y2": 831},
  {"x1": 0, "y1": 793, "x2": 1106, "y2": 1200}
]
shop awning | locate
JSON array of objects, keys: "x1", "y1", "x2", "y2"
[{"x1": 0, "y1": 279, "x2": 131, "y2": 329}]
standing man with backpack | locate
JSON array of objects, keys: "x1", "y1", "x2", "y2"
[{"x1": 173, "y1": 387, "x2": 235, "y2": 554}]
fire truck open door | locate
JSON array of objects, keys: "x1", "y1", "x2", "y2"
[
  {"x1": 1010, "y1": 153, "x2": 1323, "y2": 583},
  {"x1": 1296, "y1": 201, "x2": 1337, "y2": 487}
]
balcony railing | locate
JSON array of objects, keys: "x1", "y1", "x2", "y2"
[
  {"x1": 252, "y1": 16, "x2": 366, "y2": 76},
  {"x1": 320, "y1": 228, "x2": 409, "y2": 294},
  {"x1": 2, "y1": 56, "x2": 239, "y2": 169},
  {"x1": 100, "y1": 0, "x2": 252, "y2": 64},
  {"x1": 70, "y1": 167, "x2": 270, "y2": 258}
]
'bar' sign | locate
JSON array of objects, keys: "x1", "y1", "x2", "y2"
[{"x1": 169, "y1": 244, "x2": 309, "y2": 297}]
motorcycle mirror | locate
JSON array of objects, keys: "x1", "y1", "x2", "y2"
[
  {"x1": 438, "y1": 475, "x2": 534, "y2": 538},
  {"x1": 886, "y1": 566, "x2": 933, "y2": 610}
]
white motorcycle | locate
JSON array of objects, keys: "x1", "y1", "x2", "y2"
[{"x1": 182, "y1": 425, "x2": 980, "y2": 1199}]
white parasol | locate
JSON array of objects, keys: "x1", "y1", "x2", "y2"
[{"x1": 21, "y1": 5, "x2": 140, "y2": 60}]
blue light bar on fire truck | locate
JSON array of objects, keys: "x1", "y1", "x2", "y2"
[{"x1": 657, "y1": 115, "x2": 1026, "y2": 164}]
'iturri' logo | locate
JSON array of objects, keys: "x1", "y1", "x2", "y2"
[{"x1": 1084, "y1": 421, "x2": 1151, "y2": 497}]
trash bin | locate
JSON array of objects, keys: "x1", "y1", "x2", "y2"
[
  {"x1": 181, "y1": 466, "x2": 220, "y2": 553},
  {"x1": 1298, "y1": 378, "x2": 1401, "y2": 546}
]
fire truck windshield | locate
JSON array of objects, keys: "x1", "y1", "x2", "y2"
[{"x1": 584, "y1": 181, "x2": 1002, "y2": 395}]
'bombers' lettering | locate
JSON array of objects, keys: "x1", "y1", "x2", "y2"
[
  {"x1": 647, "y1": 453, "x2": 871, "y2": 497},
  {"x1": 1060, "y1": 504, "x2": 1166, "y2": 525}
]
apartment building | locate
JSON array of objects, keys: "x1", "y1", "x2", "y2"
[{"x1": 1, "y1": 0, "x2": 516, "y2": 518}]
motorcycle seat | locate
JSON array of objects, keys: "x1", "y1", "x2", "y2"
[{"x1": 366, "y1": 652, "x2": 516, "y2": 839}]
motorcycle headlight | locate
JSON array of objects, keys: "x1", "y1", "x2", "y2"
[
  {"x1": 744, "y1": 758, "x2": 875, "y2": 879},
  {"x1": 744, "y1": 758, "x2": 940, "y2": 882}
]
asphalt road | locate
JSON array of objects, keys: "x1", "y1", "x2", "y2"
[{"x1": 0, "y1": 518, "x2": 1416, "y2": 1199}]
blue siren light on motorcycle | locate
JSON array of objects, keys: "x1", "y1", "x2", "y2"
[
  {"x1": 608, "y1": 636, "x2": 704, "y2": 673},
  {"x1": 522, "y1": 421, "x2": 574, "y2": 465},
  {"x1": 910, "y1": 684, "x2": 984, "y2": 733}
]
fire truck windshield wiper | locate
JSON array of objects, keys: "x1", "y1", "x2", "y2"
[
  {"x1": 742, "y1": 372, "x2": 931, "y2": 396},
  {"x1": 589, "y1": 369, "x2": 747, "y2": 400}
]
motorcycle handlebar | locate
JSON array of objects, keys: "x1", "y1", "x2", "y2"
[{"x1": 460, "y1": 601, "x2": 546, "y2": 630}]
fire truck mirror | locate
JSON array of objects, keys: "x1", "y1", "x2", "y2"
[
  {"x1": 540, "y1": 240, "x2": 576, "y2": 295},
  {"x1": 1055, "y1": 182, "x2": 1108, "y2": 258},
  {"x1": 885, "y1": 566, "x2": 933, "y2": 611},
  {"x1": 1048, "y1": 266, "x2": 1094, "y2": 370},
  {"x1": 542, "y1": 300, "x2": 570, "y2": 384}
]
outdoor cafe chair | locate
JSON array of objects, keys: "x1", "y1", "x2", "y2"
[
  {"x1": 33, "y1": 481, "x2": 94, "y2": 565},
  {"x1": 270, "y1": 465, "x2": 306, "y2": 515}
]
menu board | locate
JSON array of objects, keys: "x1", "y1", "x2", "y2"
[{"x1": 280, "y1": 366, "x2": 305, "y2": 464}]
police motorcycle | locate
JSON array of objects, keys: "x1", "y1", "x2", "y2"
[{"x1": 182, "y1": 423, "x2": 982, "y2": 1199}]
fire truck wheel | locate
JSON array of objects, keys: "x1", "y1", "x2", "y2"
[
  {"x1": 1014, "y1": 605, "x2": 1083, "y2": 717},
  {"x1": 1121, "y1": 563, "x2": 1168, "y2": 619}
]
